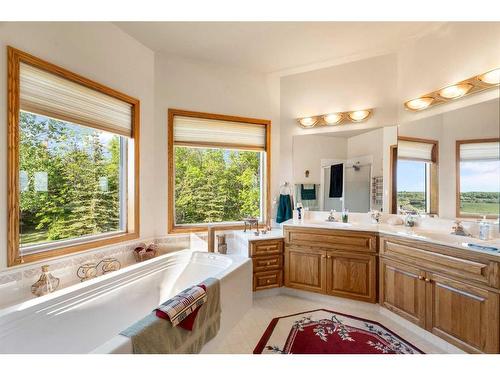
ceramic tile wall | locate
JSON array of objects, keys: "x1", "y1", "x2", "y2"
[{"x1": 0, "y1": 233, "x2": 207, "y2": 309}]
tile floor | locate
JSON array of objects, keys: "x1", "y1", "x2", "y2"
[{"x1": 208, "y1": 288, "x2": 465, "y2": 354}]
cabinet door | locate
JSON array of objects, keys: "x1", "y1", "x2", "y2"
[
  {"x1": 426, "y1": 273, "x2": 499, "y2": 353},
  {"x1": 284, "y1": 246, "x2": 326, "y2": 293},
  {"x1": 326, "y1": 251, "x2": 377, "y2": 303},
  {"x1": 380, "y1": 258, "x2": 426, "y2": 327}
]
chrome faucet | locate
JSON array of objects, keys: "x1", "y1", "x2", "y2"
[
  {"x1": 451, "y1": 220, "x2": 471, "y2": 237},
  {"x1": 326, "y1": 210, "x2": 337, "y2": 222}
]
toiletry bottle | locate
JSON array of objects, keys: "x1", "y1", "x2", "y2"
[
  {"x1": 479, "y1": 216, "x2": 490, "y2": 241},
  {"x1": 296, "y1": 202, "x2": 303, "y2": 221},
  {"x1": 342, "y1": 208, "x2": 349, "y2": 223}
]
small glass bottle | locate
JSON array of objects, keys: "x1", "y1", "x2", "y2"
[
  {"x1": 342, "y1": 209, "x2": 349, "y2": 223},
  {"x1": 31, "y1": 265, "x2": 60, "y2": 297}
]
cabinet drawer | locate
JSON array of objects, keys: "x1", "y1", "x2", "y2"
[
  {"x1": 284, "y1": 227, "x2": 377, "y2": 253},
  {"x1": 250, "y1": 240, "x2": 283, "y2": 257},
  {"x1": 380, "y1": 237, "x2": 498, "y2": 288},
  {"x1": 253, "y1": 255, "x2": 282, "y2": 272},
  {"x1": 253, "y1": 270, "x2": 282, "y2": 291}
]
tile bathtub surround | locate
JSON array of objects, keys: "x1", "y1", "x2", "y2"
[{"x1": 0, "y1": 234, "x2": 196, "y2": 309}]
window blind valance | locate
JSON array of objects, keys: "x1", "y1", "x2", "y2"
[
  {"x1": 398, "y1": 140, "x2": 435, "y2": 162},
  {"x1": 173, "y1": 115, "x2": 267, "y2": 150},
  {"x1": 20, "y1": 62, "x2": 133, "y2": 137},
  {"x1": 460, "y1": 141, "x2": 500, "y2": 161}
]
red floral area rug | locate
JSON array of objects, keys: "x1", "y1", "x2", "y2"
[{"x1": 253, "y1": 309, "x2": 423, "y2": 354}]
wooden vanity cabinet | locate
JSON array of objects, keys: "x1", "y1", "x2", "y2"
[
  {"x1": 380, "y1": 235, "x2": 500, "y2": 353},
  {"x1": 250, "y1": 239, "x2": 284, "y2": 291},
  {"x1": 284, "y1": 246, "x2": 327, "y2": 293},
  {"x1": 380, "y1": 258, "x2": 427, "y2": 328},
  {"x1": 326, "y1": 250, "x2": 377, "y2": 303},
  {"x1": 283, "y1": 227, "x2": 378, "y2": 303}
]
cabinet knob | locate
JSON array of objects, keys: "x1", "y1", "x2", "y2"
[
  {"x1": 267, "y1": 262, "x2": 271, "y2": 265},
  {"x1": 267, "y1": 279, "x2": 271, "y2": 283},
  {"x1": 418, "y1": 276, "x2": 424, "y2": 280},
  {"x1": 322, "y1": 255, "x2": 326, "y2": 258},
  {"x1": 425, "y1": 278, "x2": 431, "y2": 283},
  {"x1": 327, "y1": 255, "x2": 331, "y2": 259}
]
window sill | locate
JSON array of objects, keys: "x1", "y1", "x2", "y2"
[
  {"x1": 9, "y1": 231, "x2": 139, "y2": 267},
  {"x1": 168, "y1": 221, "x2": 268, "y2": 234}
]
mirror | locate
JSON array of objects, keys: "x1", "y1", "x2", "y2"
[
  {"x1": 395, "y1": 98, "x2": 500, "y2": 219},
  {"x1": 291, "y1": 126, "x2": 397, "y2": 213}
]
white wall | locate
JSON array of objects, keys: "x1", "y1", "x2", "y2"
[
  {"x1": 398, "y1": 22, "x2": 500, "y2": 124},
  {"x1": 399, "y1": 99, "x2": 499, "y2": 218},
  {"x1": 292, "y1": 135, "x2": 347, "y2": 184},
  {"x1": 0, "y1": 22, "x2": 156, "y2": 270},
  {"x1": 153, "y1": 53, "x2": 277, "y2": 233}
]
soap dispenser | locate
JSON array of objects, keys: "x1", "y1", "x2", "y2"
[{"x1": 479, "y1": 216, "x2": 491, "y2": 241}]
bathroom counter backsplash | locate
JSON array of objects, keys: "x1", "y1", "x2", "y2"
[{"x1": 0, "y1": 233, "x2": 200, "y2": 309}]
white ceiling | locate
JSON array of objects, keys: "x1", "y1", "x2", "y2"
[{"x1": 115, "y1": 22, "x2": 443, "y2": 74}]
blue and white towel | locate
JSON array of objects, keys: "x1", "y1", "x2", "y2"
[{"x1": 156, "y1": 285, "x2": 207, "y2": 327}]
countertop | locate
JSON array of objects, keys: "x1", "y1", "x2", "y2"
[{"x1": 281, "y1": 219, "x2": 500, "y2": 258}]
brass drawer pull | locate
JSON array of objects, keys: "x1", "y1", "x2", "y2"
[
  {"x1": 425, "y1": 278, "x2": 431, "y2": 283},
  {"x1": 418, "y1": 276, "x2": 424, "y2": 280}
]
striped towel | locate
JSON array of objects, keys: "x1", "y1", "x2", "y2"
[{"x1": 155, "y1": 285, "x2": 208, "y2": 327}]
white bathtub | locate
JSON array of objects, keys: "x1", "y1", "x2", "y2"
[{"x1": 0, "y1": 250, "x2": 252, "y2": 354}]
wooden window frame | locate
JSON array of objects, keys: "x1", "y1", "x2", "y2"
[
  {"x1": 393, "y1": 136, "x2": 439, "y2": 215},
  {"x1": 167, "y1": 108, "x2": 271, "y2": 234},
  {"x1": 455, "y1": 138, "x2": 500, "y2": 219},
  {"x1": 7, "y1": 46, "x2": 140, "y2": 267}
]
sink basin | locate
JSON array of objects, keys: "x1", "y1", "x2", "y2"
[{"x1": 317, "y1": 221, "x2": 353, "y2": 228}]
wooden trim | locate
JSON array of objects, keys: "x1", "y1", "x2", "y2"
[
  {"x1": 396, "y1": 136, "x2": 439, "y2": 215},
  {"x1": 389, "y1": 144, "x2": 398, "y2": 214},
  {"x1": 7, "y1": 46, "x2": 140, "y2": 267},
  {"x1": 167, "y1": 108, "x2": 271, "y2": 234},
  {"x1": 455, "y1": 138, "x2": 500, "y2": 219}
]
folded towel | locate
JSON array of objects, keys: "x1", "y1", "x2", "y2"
[
  {"x1": 301, "y1": 184, "x2": 316, "y2": 200},
  {"x1": 120, "y1": 278, "x2": 221, "y2": 354},
  {"x1": 155, "y1": 284, "x2": 207, "y2": 327},
  {"x1": 156, "y1": 285, "x2": 206, "y2": 330}
]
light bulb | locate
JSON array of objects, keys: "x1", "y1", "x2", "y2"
[
  {"x1": 323, "y1": 113, "x2": 342, "y2": 125},
  {"x1": 298, "y1": 117, "x2": 318, "y2": 127},
  {"x1": 404, "y1": 97, "x2": 434, "y2": 111},
  {"x1": 438, "y1": 83, "x2": 472, "y2": 99},
  {"x1": 348, "y1": 110, "x2": 371, "y2": 122},
  {"x1": 478, "y1": 68, "x2": 500, "y2": 85}
]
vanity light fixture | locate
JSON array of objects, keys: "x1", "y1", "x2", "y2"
[
  {"x1": 438, "y1": 83, "x2": 472, "y2": 99},
  {"x1": 298, "y1": 116, "x2": 319, "y2": 128},
  {"x1": 404, "y1": 67, "x2": 500, "y2": 112},
  {"x1": 348, "y1": 110, "x2": 371, "y2": 122},
  {"x1": 323, "y1": 113, "x2": 343, "y2": 125},
  {"x1": 297, "y1": 109, "x2": 373, "y2": 128},
  {"x1": 478, "y1": 68, "x2": 500, "y2": 85}
]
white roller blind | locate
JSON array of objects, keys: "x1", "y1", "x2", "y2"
[
  {"x1": 398, "y1": 140, "x2": 435, "y2": 162},
  {"x1": 173, "y1": 115, "x2": 267, "y2": 150},
  {"x1": 460, "y1": 141, "x2": 500, "y2": 161},
  {"x1": 20, "y1": 63, "x2": 133, "y2": 137}
]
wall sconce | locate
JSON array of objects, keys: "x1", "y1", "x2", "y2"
[
  {"x1": 404, "y1": 68, "x2": 500, "y2": 112},
  {"x1": 297, "y1": 109, "x2": 372, "y2": 128}
]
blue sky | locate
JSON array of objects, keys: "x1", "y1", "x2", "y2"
[
  {"x1": 397, "y1": 160, "x2": 426, "y2": 192},
  {"x1": 398, "y1": 159, "x2": 500, "y2": 192}
]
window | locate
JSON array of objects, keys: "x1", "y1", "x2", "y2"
[
  {"x1": 168, "y1": 109, "x2": 270, "y2": 233},
  {"x1": 395, "y1": 137, "x2": 438, "y2": 215},
  {"x1": 456, "y1": 139, "x2": 500, "y2": 218},
  {"x1": 8, "y1": 47, "x2": 140, "y2": 266},
  {"x1": 397, "y1": 160, "x2": 430, "y2": 213}
]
